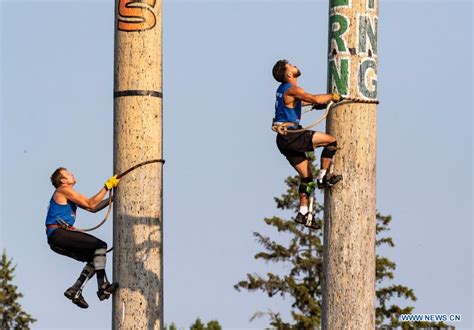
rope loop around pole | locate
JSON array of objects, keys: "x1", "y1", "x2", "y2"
[
  {"x1": 271, "y1": 97, "x2": 379, "y2": 135},
  {"x1": 73, "y1": 158, "x2": 165, "y2": 233}
]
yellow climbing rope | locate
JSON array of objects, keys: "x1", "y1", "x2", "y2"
[{"x1": 73, "y1": 158, "x2": 165, "y2": 233}]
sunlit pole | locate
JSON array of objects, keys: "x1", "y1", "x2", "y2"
[
  {"x1": 322, "y1": 0, "x2": 379, "y2": 328},
  {"x1": 112, "y1": 1, "x2": 163, "y2": 329}
]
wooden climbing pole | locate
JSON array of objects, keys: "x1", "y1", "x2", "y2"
[
  {"x1": 322, "y1": 0, "x2": 379, "y2": 328},
  {"x1": 112, "y1": 1, "x2": 163, "y2": 329}
]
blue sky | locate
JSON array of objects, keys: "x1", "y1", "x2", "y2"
[{"x1": 1, "y1": 0, "x2": 472, "y2": 329}]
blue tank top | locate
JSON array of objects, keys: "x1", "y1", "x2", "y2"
[
  {"x1": 45, "y1": 196, "x2": 77, "y2": 237},
  {"x1": 274, "y1": 83, "x2": 302, "y2": 127}
]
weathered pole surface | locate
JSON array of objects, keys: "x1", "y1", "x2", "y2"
[
  {"x1": 322, "y1": 0, "x2": 378, "y2": 328},
  {"x1": 112, "y1": 1, "x2": 163, "y2": 329}
]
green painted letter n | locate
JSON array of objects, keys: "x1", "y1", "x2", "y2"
[{"x1": 329, "y1": 59, "x2": 349, "y2": 95}]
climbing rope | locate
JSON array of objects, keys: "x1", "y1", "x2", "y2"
[
  {"x1": 73, "y1": 158, "x2": 165, "y2": 233},
  {"x1": 272, "y1": 97, "x2": 380, "y2": 135}
]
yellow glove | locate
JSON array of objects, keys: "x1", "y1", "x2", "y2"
[
  {"x1": 331, "y1": 93, "x2": 342, "y2": 102},
  {"x1": 104, "y1": 175, "x2": 120, "y2": 190}
]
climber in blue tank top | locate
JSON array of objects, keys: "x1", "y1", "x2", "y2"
[
  {"x1": 45, "y1": 197, "x2": 77, "y2": 237},
  {"x1": 274, "y1": 82, "x2": 302, "y2": 127},
  {"x1": 272, "y1": 59, "x2": 343, "y2": 229},
  {"x1": 45, "y1": 167, "x2": 120, "y2": 309}
]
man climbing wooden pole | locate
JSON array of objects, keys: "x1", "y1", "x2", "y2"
[
  {"x1": 112, "y1": 0, "x2": 163, "y2": 329},
  {"x1": 322, "y1": 0, "x2": 379, "y2": 328}
]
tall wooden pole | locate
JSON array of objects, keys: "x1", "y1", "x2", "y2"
[
  {"x1": 112, "y1": 1, "x2": 163, "y2": 329},
  {"x1": 322, "y1": 0, "x2": 378, "y2": 328}
]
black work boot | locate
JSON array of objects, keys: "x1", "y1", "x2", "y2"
[
  {"x1": 295, "y1": 212, "x2": 320, "y2": 230},
  {"x1": 295, "y1": 212, "x2": 308, "y2": 225},
  {"x1": 317, "y1": 174, "x2": 343, "y2": 189},
  {"x1": 304, "y1": 217, "x2": 321, "y2": 230},
  {"x1": 64, "y1": 287, "x2": 89, "y2": 309},
  {"x1": 97, "y1": 281, "x2": 119, "y2": 301}
]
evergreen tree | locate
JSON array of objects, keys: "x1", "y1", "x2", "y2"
[
  {"x1": 234, "y1": 170, "x2": 449, "y2": 329},
  {"x1": 164, "y1": 322, "x2": 178, "y2": 330},
  {"x1": 165, "y1": 318, "x2": 221, "y2": 330},
  {"x1": 0, "y1": 250, "x2": 36, "y2": 329},
  {"x1": 190, "y1": 317, "x2": 222, "y2": 330}
]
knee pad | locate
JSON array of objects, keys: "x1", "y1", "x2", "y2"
[
  {"x1": 298, "y1": 177, "x2": 314, "y2": 195},
  {"x1": 321, "y1": 141, "x2": 338, "y2": 159},
  {"x1": 93, "y1": 248, "x2": 107, "y2": 271}
]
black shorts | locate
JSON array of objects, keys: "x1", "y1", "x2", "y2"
[
  {"x1": 48, "y1": 229, "x2": 107, "y2": 263},
  {"x1": 276, "y1": 129, "x2": 315, "y2": 167}
]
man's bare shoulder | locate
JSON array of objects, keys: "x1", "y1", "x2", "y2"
[
  {"x1": 56, "y1": 186, "x2": 79, "y2": 200},
  {"x1": 53, "y1": 187, "x2": 69, "y2": 204},
  {"x1": 56, "y1": 185, "x2": 75, "y2": 193},
  {"x1": 286, "y1": 85, "x2": 306, "y2": 99},
  {"x1": 286, "y1": 85, "x2": 306, "y2": 97}
]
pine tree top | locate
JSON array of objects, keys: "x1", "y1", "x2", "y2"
[{"x1": 0, "y1": 250, "x2": 36, "y2": 329}]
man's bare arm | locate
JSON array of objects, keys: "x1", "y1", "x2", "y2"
[
  {"x1": 286, "y1": 86, "x2": 334, "y2": 105},
  {"x1": 89, "y1": 195, "x2": 113, "y2": 213},
  {"x1": 59, "y1": 186, "x2": 109, "y2": 212}
]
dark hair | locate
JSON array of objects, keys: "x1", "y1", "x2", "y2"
[
  {"x1": 272, "y1": 59, "x2": 289, "y2": 82},
  {"x1": 51, "y1": 167, "x2": 66, "y2": 188}
]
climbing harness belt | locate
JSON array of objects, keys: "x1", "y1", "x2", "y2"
[
  {"x1": 71, "y1": 158, "x2": 165, "y2": 233},
  {"x1": 271, "y1": 97, "x2": 380, "y2": 135}
]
